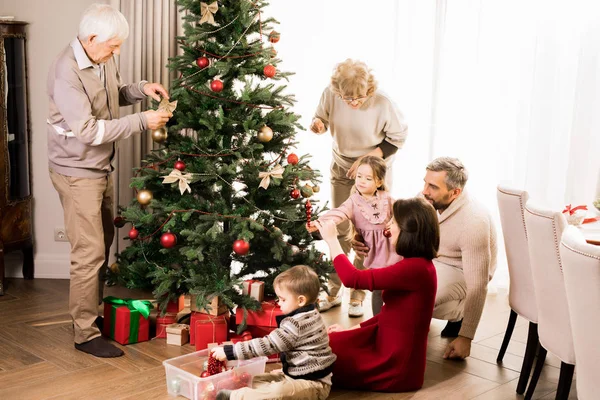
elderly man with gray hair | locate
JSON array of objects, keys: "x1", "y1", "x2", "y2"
[
  {"x1": 47, "y1": 3, "x2": 172, "y2": 357},
  {"x1": 354, "y1": 157, "x2": 497, "y2": 360}
]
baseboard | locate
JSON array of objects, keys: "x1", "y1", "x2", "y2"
[{"x1": 4, "y1": 252, "x2": 70, "y2": 279}]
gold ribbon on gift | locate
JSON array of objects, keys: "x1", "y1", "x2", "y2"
[
  {"x1": 200, "y1": 1, "x2": 219, "y2": 25},
  {"x1": 162, "y1": 169, "x2": 193, "y2": 195},
  {"x1": 258, "y1": 164, "x2": 284, "y2": 189}
]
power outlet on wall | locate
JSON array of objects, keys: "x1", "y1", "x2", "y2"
[{"x1": 54, "y1": 227, "x2": 69, "y2": 242}]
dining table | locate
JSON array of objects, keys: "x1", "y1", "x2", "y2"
[{"x1": 578, "y1": 216, "x2": 600, "y2": 245}]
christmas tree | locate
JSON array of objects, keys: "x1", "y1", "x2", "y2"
[{"x1": 109, "y1": 0, "x2": 332, "y2": 318}]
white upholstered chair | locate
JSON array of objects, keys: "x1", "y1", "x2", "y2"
[
  {"x1": 560, "y1": 226, "x2": 600, "y2": 400},
  {"x1": 523, "y1": 201, "x2": 575, "y2": 400},
  {"x1": 496, "y1": 185, "x2": 538, "y2": 394}
]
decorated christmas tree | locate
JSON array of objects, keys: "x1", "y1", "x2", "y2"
[{"x1": 109, "y1": 0, "x2": 332, "y2": 316}]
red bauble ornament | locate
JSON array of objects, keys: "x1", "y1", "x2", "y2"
[
  {"x1": 263, "y1": 64, "x2": 276, "y2": 78},
  {"x1": 210, "y1": 79, "x2": 224, "y2": 92},
  {"x1": 174, "y1": 160, "x2": 186, "y2": 171},
  {"x1": 233, "y1": 239, "x2": 250, "y2": 256},
  {"x1": 287, "y1": 153, "x2": 299, "y2": 165},
  {"x1": 269, "y1": 31, "x2": 280, "y2": 43},
  {"x1": 383, "y1": 229, "x2": 392, "y2": 238},
  {"x1": 196, "y1": 56, "x2": 210, "y2": 69},
  {"x1": 290, "y1": 189, "x2": 301, "y2": 199},
  {"x1": 239, "y1": 372, "x2": 252, "y2": 385},
  {"x1": 200, "y1": 370, "x2": 210, "y2": 378},
  {"x1": 160, "y1": 232, "x2": 177, "y2": 248},
  {"x1": 113, "y1": 216, "x2": 126, "y2": 228},
  {"x1": 128, "y1": 227, "x2": 139, "y2": 240}
]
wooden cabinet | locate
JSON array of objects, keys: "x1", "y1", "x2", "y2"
[{"x1": 0, "y1": 21, "x2": 33, "y2": 295}]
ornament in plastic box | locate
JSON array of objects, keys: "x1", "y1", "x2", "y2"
[{"x1": 163, "y1": 349, "x2": 267, "y2": 400}]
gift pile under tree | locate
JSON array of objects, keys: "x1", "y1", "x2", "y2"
[{"x1": 109, "y1": 0, "x2": 332, "y2": 326}]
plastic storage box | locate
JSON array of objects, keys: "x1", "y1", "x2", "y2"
[{"x1": 163, "y1": 349, "x2": 267, "y2": 399}]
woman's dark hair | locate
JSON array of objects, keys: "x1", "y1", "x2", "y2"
[{"x1": 393, "y1": 197, "x2": 440, "y2": 260}]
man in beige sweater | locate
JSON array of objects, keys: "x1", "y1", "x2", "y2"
[
  {"x1": 422, "y1": 157, "x2": 497, "y2": 360},
  {"x1": 354, "y1": 157, "x2": 497, "y2": 359},
  {"x1": 47, "y1": 4, "x2": 171, "y2": 358}
]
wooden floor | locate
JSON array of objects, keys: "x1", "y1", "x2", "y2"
[{"x1": 0, "y1": 278, "x2": 577, "y2": 399}]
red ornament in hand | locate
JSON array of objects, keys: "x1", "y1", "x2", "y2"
[
  {"x1": 306, "y1": 200, "x2": 312, "y2": 226},
  {"x1": 207, "y1": 353, "x2": 227, "y2": 375},
  {"x1": 174, "y1": 160, "x2": 186, "y2": 171},
  {"x1": 290, "y1": 189, "x2": 301, "y2": 199},
  {"x1": 210, "y1": 79, "x2": 224, "y2": 92},
  {"x1": 287, "y1": 153, "x2": 299, "y2": 165},
  {"x1": 196, "y1": 56, "x2": 210, "y2": 69},
  {"x1": 160, "y1": 232, "x2": 177, "y2": 248},
  {"x1": 383, "y1": 229, "x2": 392, "y2": 238},
  {"x1": 233, "y1": 239, "x2": 250, "y2": 255},
  {"x1": 263, "y1": 64, "x2": 276, "y2": 78},
  {"x1": 128, "y1": 227, "x2": 139, "y2": 240}
]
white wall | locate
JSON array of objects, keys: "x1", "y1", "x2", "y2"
[{"x1": 1, "y1": 0, "x2": 100, "y2": 278}]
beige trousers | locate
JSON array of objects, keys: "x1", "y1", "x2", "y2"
[
  {"x1": 229, "y1": 372, "x2": 331, "y2": 400},
  {"x1": 432, "y1": 260, "x2": 468, "y2": 322},
  {"x1": 49, "y1": 170, "x2": 114, "y2": 343},
  {"x1": 327, "y1": 160, "x2": 394, "y2": 303}
]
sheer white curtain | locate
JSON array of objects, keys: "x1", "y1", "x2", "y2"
[
  {"x1": 267, "y1": 0, "x2": 600, "y2": 287},
  {"x1": 431, "y1": 0, "x2": 600, "y2": 286}
]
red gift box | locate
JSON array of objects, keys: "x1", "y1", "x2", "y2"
[
  {"x1": 190, "y1": 311, "x2": 230, "y2": 345},
  {"x1": 159, "y1": 295, "x2": 185, "y2": 314},
  {"x1": 102, "y1": 297, "x2": 151, "y2": 345},
  {"x1": 195, "y1": 318, "x2": 228, "y2": 351},
  {"x1": 235, "y1": 302, "x2": 282, "y2": 363},
  {"x1": 235, "y1": 301, "x2": 283, "y2": 327},
  {"x1": 246, "y1": 325, "x2": 275, "y2": 338},
  {"x1": 156, "y1": 313, "x2": 177, "y2": 338},
  {"x1": 229, "y1": 330, "x2": 252, "y2": 344}
]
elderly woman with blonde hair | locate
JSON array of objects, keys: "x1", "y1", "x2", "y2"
[{"x1": 311, "y1": 59, "x2": 407, "y2": 318}]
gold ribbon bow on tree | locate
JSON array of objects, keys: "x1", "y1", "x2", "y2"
[
  {"x1": 200, "y1": 1, "x2": 219, "y2": 25},
  {"x1": 258, "y1": 164, "x2": 284, "y2": 189},
  {"x1": 157, "y1": 97, "x2": 178, "y2": 113},
  {"x1": 162, "y1": 169, "x2": 194, "y2": 195}
]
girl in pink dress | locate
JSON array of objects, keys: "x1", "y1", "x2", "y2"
[{"x1": 307, "y1": 156, "x2": 401, "y2": 315}]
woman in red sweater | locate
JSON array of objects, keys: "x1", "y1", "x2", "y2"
[{"x1": 314, "y1": 197, "x2": 439, "y2": 392}]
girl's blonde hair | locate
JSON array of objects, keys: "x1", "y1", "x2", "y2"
[{"x1": 330, "y1": 59, "x2": 378, "y2": 98}]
